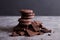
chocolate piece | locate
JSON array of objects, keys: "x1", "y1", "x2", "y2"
[
  {"x1": 26, "y1": 29, "x2": 40, "y2": 36},
  {"x1": 18, "y1": 31, "x2": 25, "y2": 36},
  {"x1": 40, "y1": 28, "x2": 51, "y2": 33},
  {"x1": 48, "y1": 34, "x2": 51, "y2": 36},
  {"x1": 31, "y1": 21, "x2": 42, "y2": 32},
  {"x1": 10, "y1": 32, "x2": 19, "y2": 36}
]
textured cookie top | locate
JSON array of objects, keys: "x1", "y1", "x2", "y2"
[{"x1": 20, "y1": 9, "x2": 33, "y2": 13}]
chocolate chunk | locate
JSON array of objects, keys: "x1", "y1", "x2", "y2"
[
  {"x1": 48, "y1": 34, "x2": 51, "y2": 36},
  {"x1": 10, "y1": 32, "x2": 19, "y2": 37},
  {"x1": 40, "y1": 28, "x2": 51, "y2": 33},
  {"x1": 18, "y1": 31, "x2": 25, "y2": 36},
  {"x1": 31, "y1": 21, "x2": 41, "y2": 32},
  {"x1": 26, "y1": 29, "x2": 40, "y2": 36}
]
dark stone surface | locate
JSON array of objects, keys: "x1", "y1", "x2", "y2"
[{"x1": 0, "y1": 16, "x2": 60, "y2": 40}]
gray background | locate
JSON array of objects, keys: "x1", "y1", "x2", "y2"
[{"x1": 0, "y1": 0, "x2": 60, "y2": 16}]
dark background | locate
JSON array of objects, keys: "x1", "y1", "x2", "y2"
[{"x1": 0, "y1": 0, "x2": 60, "y2": 16}]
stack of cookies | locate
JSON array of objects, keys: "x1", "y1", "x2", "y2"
[
  {"x1": 10, "y1": 9, "x2": 51, "y2": 37},
  {"x1": 18, "y1": 9, "x2": 35, "y2": 25}
]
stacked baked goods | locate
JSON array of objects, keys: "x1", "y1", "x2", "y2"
[
  {"x1": 18, "y1": 9, "x2": 35, "y2": 25},
  {"x1": 10, "y1": 9, "x2": 51, "y2": 37}
]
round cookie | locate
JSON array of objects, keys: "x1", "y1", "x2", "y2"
[
  {"x1": 20, "y1": 9, "x2": 33, "y2": 13},
  {"x1": 21, "y1": 15, "x2": 35, "y2": 19}
]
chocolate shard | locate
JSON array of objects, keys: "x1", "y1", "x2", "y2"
[
  {"x1": 31, "y1": 21, "x2": 42, "y2": 32},
  {"x1": 40, "y1": 27, "x2": 51, "y2": 33},
  {"x1": 10, "y1": 32, "x2": 19, "y2": 36},
  {"x1": 26, "y1": 29, "x2": 40, "y2": 36},
  {"x1": 18, "y1": 31, "x2": 25, "y2": 36}
]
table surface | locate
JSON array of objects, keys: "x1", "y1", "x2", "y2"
[{"x1": 0, "y1": 16, "x2": 60, "y2": 40}]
